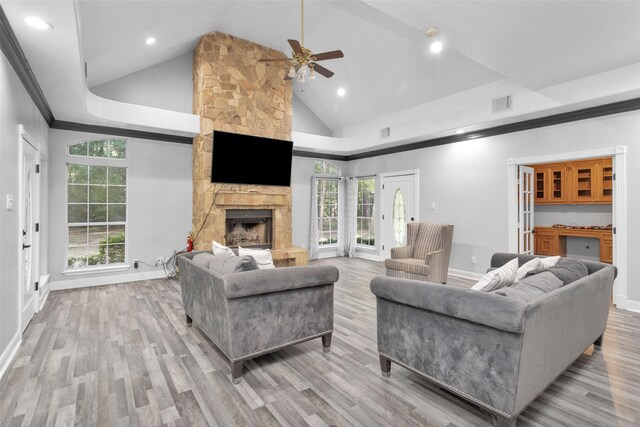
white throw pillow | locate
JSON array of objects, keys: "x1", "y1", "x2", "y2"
[
  {"x1": 212, "y1": 240, "x2": 235, "y2": 257},
  {"x1": 538, "y1": 256, "x2": 560, "y2": 269},
  {"x1": 238, "y1": 246, "x2": 275, "y2": 269},
  {"x1": 515, "y1": 258, "x2": 542, "y2": 282},
  {"x1": 471, "y1": 258, "x2": 518, "y2": 292}
]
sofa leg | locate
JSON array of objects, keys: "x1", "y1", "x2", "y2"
[
  {"x1": 379, "y1": 355, "x2": 391, "y2": 378},
  {"x1": 231, "y1": 361, "x2": 243, "y2": 384},
  {"x1": 594, "y1": 334, "x2": 604, "y2": 349},
  {"x1": 492, "y1": 414, "x2": 516, "y2": 427},
  {"x1": 185, "y1": 314, "x2": 192, "y2": 327},
  {"x1": 322, "y1": 333, "x2": 332, "y2": 353}
]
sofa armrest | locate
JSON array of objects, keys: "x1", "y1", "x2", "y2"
[
  {"x1": 370, "y1": 276, "x2": 527, "y2": 333},
  {"x1": 390, "y1": 246, "x2": 412, "y2": 259},
  {"x1": 223, "y1": 265, "x2": 339, "y2": 299}
]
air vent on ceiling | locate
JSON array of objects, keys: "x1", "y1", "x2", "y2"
[
  {"x1": 380, "y1": 127, "x2": 391, "y2": 138},
  {"x1": 492, "y1": 95, "x2": 512, "y2": 113}
]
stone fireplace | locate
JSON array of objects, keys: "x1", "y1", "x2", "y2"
[
  {"x1": 225, "y1": 209, "x2": 273, "y2": 249},
  {"x1": 191, "y1": 31, "x2": 306, "y2": 265}
]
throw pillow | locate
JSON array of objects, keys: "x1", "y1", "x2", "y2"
[
  {"x1": 212, "y1": 240, "x2": 235, "y2": 257},
  {"x1": 208, "y1": 254, "x2": 258, "y2": 275},
  {"x1": 471, "y1": 258, "x2": 518, "y2": 292},
  {"x1": 530, "y1": 257, "x2": 588, "y2": 286},
  {"x1": 493, "y1": 272, "x2": 563, "y2": 302},
  {"x1": 238, "y1": 246, "x2": 276, "y2": 269},
  {"x1": 515, "y1": 257, "x2": 542, "y2": 282},
  {"x1": 192, "y1": 252, "x2": 216, "y2": 268},
  {"x1": 538, "y1": 256, "x2": 560, "y2": 269}
]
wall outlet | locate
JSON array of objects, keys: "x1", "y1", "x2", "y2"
[
  {"x1": 431, "y1": 202, "x2": 436, "y2": 210},
  {"x1": 133, "y1": 260, "x2": 139, "y2": 269},
  {"x1": 6, "y1": 194, "x2": 14, "y2": 211},
  {"x1": 471, "y1": 256, "x2": 477, "y2": 264}
]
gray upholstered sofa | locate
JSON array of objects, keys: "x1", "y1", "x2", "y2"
[
  {"x1": 177, "y1": 251, "x2": 338, "y2": 384},
  {"x1": 371, "y1": 252, "x2": 616, "y2": 426},
  {"x1": 385, "y1": 222, "x2": 454, "y2": 284}
]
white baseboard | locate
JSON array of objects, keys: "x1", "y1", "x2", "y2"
[
  {"x1": 317, "y1": 251, "x2": 338, "y2": 259},
  {"x1": 0, "y1": 330, "x2": 21, "y2": 381},
  {"x1": 617, "y1": 296, "x2": 640, "y2": 313},
  {"x1": 355, "y1": 252, "x2": 381, "y2": 262},
  {"x1": 51, "y1": 270, "x2": 168, "y2": 291},
  {"x1": 38, "y1": 274, "x2": 50, "y2": 311},
  {"x1": 448, "y1": 268, "x2": 484, "y2": 281}
]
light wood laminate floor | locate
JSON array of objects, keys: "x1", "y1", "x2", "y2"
[{"x1": 1, "y1": 258, "x2": 639, "y2": 426}]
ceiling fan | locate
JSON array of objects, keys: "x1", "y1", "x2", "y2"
[{"x1": 259, "y1": 0, "x2": 344, "y2": 82}]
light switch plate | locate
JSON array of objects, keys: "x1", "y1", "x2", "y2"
[
  {"x1": 431, "y1": 203, "x2": 436, "y2": 210},
  {"x1": 6, "y1": 194, "x2": 14, "y2": 211}
]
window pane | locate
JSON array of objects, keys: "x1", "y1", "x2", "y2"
[
  {"x1": 109, "y1": 139, "x2": 126, "y2": 159},
  {"x1": 68, "y1": 164, "x2": 88, "y2": 184},
  {"x1": 108, "y1": 204, "x2": 126, "y2": 222},
  {"x1": 322, "y1": 218, "x2": 330, "y2": 231},
  {"x1": 330, "y1": 218, "x2": 338, "y2": 232},
  {"x1": 68, "y1": 185, "x2": 87, "y2": 203},
  {"x1": 87, "y1": 246, "x2": 106, "y2": 265},
  {"x1": 89, "y1": 204, "x2": 107, "y2": 222},
  {"x1": 68, "y1": 142, "x2": 87, "y2": 156},
  {"x1": 89, "y1": 166, "x2": 108, "y2": 184},
  {"x1": 67, "y1": 247, "x2": 87, "y2": 268},
  {"x1": 109, "y1": 167, "x2": 126, "y2": 185},
  {"x1": 68, "y1": 204, "x2": 88, "y2": 223},
  {"x1": 89, "y1": 140, "x2": 110, "y2": 158},
  {"x1": 88, "y1": 225, "x2": 108, "y2": 247},
  {"x1": 89, "y1": 185, "x2": 107, "y2": 203},
  {"x1": 68, "y1": 226, "x2": 87, "y2": 247},
  {"x1": 108, "y1": 244, "x2": 125, "y2": 263},
  {"x1": 108, "y1": 186, "x2": 126, "y2": 203},
  {"x1": 108, "y1": 224, "x2": 125, "y2": 238}
]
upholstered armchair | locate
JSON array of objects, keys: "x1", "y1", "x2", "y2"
[{"x1": 384, "y1": 222, "x2": 454, "y2": 283}]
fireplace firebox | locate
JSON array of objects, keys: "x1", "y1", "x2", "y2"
[{"x1": 225, "y1": 209, "x2": 273, "y2": 249}]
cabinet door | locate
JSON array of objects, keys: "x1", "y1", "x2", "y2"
[
  {"x1": 571, "y1": 163, "x2": 597, "y2": 203},
  {"x1": 548, "y1": 165, "x2": 567, "y2": 203},
  {"x1": 600, "y1": 234, "x2": 613, "y2": 264},
  {"x1": 535, "y1": 232, "x2": 556, "y2": 256},
  {"x1": 598, "y1": 158, "x2": 613, "y2": 203},
  {"x1": 534, "y1": 167, "x2": 548, "y2": 203}
]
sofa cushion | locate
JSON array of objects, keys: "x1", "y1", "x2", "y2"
[
  {"x1": 238, "y1": 246, "x2": 275, "y2": 269},
  {"x1": 472, "y1": 257, "x2": 518, "y2": 292},
  {"x1": 538, "y1": 255, "x2": 560, "y2": 269},
  {"x1": 515, "y1": 257, "x2": 542, "y2": 282},
  {"x1": 207, "y1": 254, "x2": 258, "y2": 275},
  {"x1": 527, "y1": 257, "x2": 588, "y2": 286},
  {"x1": 493, "y1": 272, "x2": 563, "y2": 302},
  {"x1": 384, "y1": 258, "x2": 429, "y2": 276},
  {"x1": 192, "y1": 252, "x2": 216, "y2": 268}
]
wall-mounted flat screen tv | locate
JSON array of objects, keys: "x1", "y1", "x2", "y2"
[{"x1": 210, "y1": 131, "x2": 293, "y2": 186}]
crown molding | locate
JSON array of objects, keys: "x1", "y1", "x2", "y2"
[{"x1": 50, "y1": 120, "x2": 194, "y2": 144}]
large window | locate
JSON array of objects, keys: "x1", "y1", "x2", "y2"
[
  {"x1": 314, "y1": 160, "x2": 340, "y2": 176},
  {"x1": 357, "y1": 178, "x2": 375, "y2": 247},
  {"x1": 66, "y1": 139, "x2": 127, "y2": 269},
  {"x1": 317, "y1": 179, "x2": 339, "y2": 246}
]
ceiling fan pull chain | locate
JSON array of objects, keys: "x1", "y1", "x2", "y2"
[{"x1": 301, "y1": 0, "x2": 304, "y2": 47}]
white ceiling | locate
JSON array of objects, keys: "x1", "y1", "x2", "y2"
[{"x1": 3, "y1": 0, "x2": 640, "y2": 138}]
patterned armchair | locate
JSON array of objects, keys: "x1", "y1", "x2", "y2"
[{"x1": 384, "y1": 222, "x2": 454, "y2": 284}]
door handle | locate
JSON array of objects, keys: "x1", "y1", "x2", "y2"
[{"x1": 22, "y1": 244, "x2": 31, "y2": 249}]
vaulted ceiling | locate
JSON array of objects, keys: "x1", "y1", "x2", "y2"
[{"x1": 3, "y1": 0, "x2": 640, "y2": 137}]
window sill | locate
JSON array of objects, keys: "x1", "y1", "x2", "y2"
[
  {"x1": 62, "y1": 263, "x2": 130, "y2": 276},
  {"x1": 319, "y1": 244, "x2": 338, "y2": 249},
  {"x1": 356, "y1": 245, "x2": 377, "y2": 252}
]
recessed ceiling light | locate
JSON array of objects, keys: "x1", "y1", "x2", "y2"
[
  {"x1": 337, "y1": 88, "x2": 346, "y2": 97},
  {"x1": 455, "y1": 129, "x2": 465, "y2": 134},
  {"x1": 24, "y1": 16, "x2": 52, "y2": 30},
  {"x1": 146, "y1": 37, "x2": 156, "y2": 45},
  {"x1": 430, "y1": 41, "x2": 443, "y2": 54}
]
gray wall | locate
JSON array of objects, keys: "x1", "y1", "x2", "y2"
[
  {"x1": 48, "y1": 129, "x2": 192, "y2": 284},
  {"x1": 91, "y1": 52, "x2": 194, "y2": 113},
  {"x1": 0, "y1": 53, "x2": 50, "y2": 367},
  {"x1": 346, "y1": 111, "x2": 640, "y2": 302},
  {"x1": 293, "y1": 94, "x2": 332, "y2": 136}
]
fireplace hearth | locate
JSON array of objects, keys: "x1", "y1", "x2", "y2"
[{"x1": 225, "y1": 209, "x2": 273, "y2": 249}]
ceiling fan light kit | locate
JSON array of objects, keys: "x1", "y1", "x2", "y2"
[{"x1": 259, "y1": 0, "x2": 344, "y2": 82}]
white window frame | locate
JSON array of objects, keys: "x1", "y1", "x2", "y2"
[
  {"x1": 64, "y1": 141, "x2": 129, "y2": 274},
  {"x1": 356, "y1": 177, "x2": 376, "y2": 248},
  {"x1": 316, "y1": 176, "x2": 340, "y2": 248}
]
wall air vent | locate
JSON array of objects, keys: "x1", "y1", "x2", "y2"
[
  {"x1": 380, "y1": 127, "x2": 391, "y2": 138},
  {"x1": 492, "y1": 95, "x2": 512, "y2": 113}
]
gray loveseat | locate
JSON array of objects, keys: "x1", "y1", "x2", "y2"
[
  {"x1": 178, "y1": 251, "x2": 338, "y2": 383},
  {"x1": 370, "y1": 253, "x2": 616, "y2": 426}
]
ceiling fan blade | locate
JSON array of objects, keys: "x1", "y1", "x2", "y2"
[
  {"x1": 312, "y1": 50, "x2": 344, "y2": 62},
  {"x1": 312, "y1": 63, "x2": 334, "y2": 78},
  {"x1": 288, "y1": 39, "x2": 304, "y2": 54},
  {"x1": 259, "y1": 57, "x2": 292, "y2": 62}
]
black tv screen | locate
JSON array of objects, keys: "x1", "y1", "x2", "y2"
[{"x1": 210, "y1": 131, "x2": 293, "y2": 186}]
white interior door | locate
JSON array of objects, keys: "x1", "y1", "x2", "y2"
[
  {"x1": 381, "y1": 173, "x2": 418, "y2": 259},
  {"x1": 21, "y1": 140, "x2": 38, "y2": 332},
  {"x1": 518, "y1": 165, "x2": 535, "y2": 254}
]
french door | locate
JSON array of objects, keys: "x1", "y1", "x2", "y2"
[
  {"x1": 380, "y1": 171, "x2": 419, "y2": 259},
  {"x1": 518, "y1": 165, "x2": 535, "y2": 254}
]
